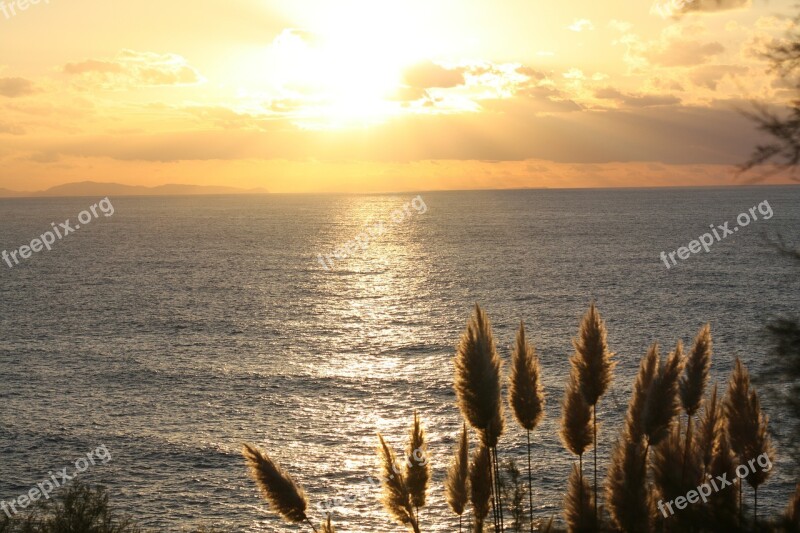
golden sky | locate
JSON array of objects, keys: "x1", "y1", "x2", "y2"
[{"x1": 0, "y1": 0, "x2": 797, "y2": 193}]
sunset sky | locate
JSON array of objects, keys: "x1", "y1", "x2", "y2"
[{"x1": 0, "y1": 0, "x2": 797, "y2": 193}]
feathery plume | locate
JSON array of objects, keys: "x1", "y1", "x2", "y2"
[
  {"x1": 642, "y1": 342, "x2": 684, "y2": 447},
  {"x1": 680, "y1": 324, "x2": 713, "y2": 417},
  {"x1": 564, "y1": 463, "x2": 595, "y2": 533},
  {"x1": 470, "y1": 444, "x2": 492, "y2": 533},
  {"x1": 509, "y1": 320, "x2": 545, "y2": 533},
  {"x1": 652, "y1": 422, "x2": 702, "y2": 525},
  {"x1": 725, "y1": 358, "x2": 774, "y2": 489},
  {"x1": 605, "y1": 347, "x2": 658, "y2": 533},
  {"x1": 569, "y1": 302, "x2": 615, "y2": 525},
  {"x1": 570, "y1": 302, "x2": 616, "y2": 407},
  {"x1": 377, "y1": 434, "x2": 420, "y2": 533},
  {"x1": 242, "y1": 444, "x2": 310, "y2": 524},
  {"x1": 707, "y1": 429, "x2": 739, "y2": 530},
  {"x1": 626, "y1": 343, "x2": 659, "y2": 441},
  {"x1": 454, "y1": 304, "x2": 505, "y2": 530},
  {"x1": 509, "y1": 321, "x2": 545, "y2": 431},
  {"x1": 406, "y1": 411, "x2": 430, "y2": 511},
  {"x1": 454, "y1": 303, "x2": 504, "y2": 445},
  {"x1": 446, "y1": 424, "x2": 470, "y2": 518},
  {"x1": 724, "y1": 358, "x2": 774, "y2": 524},
  {"x1": 695, "y1": 384, "x2": 722, "y2": 474},
  {"x1": 606, "y1": 433, "x2": 651, "y2": 533},
  {"x1": 560, "y1": 372, "x2": 593, "y2": 457},
  {"x1": 679, "y1": 325, "x2": 713, "y2": 486}
]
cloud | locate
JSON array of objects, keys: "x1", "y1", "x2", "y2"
[
  {"x1": 568, "y1": 19, "x2": 594, "y2": 32},
  {"x1": 595, "y1": 87, "x2": 681, "y2": 107},
  {"x1": 184, "y1": 106, "x2": 274, "y2": 130},
  {"x1": 27, "y1": 151, "x2": 60, "y2": 163},
  {"x1": 651, "y1": 0, "x2": 750, "y2": 18},
  {"x1": 0, "y1": 121, "x2": 25, "y2": 135},
  {"x1": 678, "y1": 0, "x2": 750, "y2": 16},
  {"x1": 28, "y1": 97, "x2": 765, "y2": 167},
  {"x1": 646, "y1": 39, "x2": 725, "y2": 66},
  {"x1": 63, "y1": 50, "x2": 204, "y2": 89},
  {"x1": 512, "y1": 85, "x2": 583, "y2": 113},
  {"x1": 689, "y1": 64, "x2": 748, "y2": 89},
  {"x1": 403, "y1": 61, "x2": 465, "y2": 89},
  {"x1": 0, "y1": 77, "x2": 36, "y2": 98}
]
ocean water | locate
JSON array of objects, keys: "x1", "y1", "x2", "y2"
[{"x1": 0, "y1": 186, "x2": 798, "y2": 531}]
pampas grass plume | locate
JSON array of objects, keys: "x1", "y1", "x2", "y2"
[
  {"x1": 724, "y1": 358, "x2": 774, "y2": 490},
  {"x1": 680, "y1": 324, "x2": 713, "y2": 417},
  {"x1": 606, "y1": 434, "x2": 651, "y2": 533},
  {"x1": 571, "y1": 302, "x2": 616, "y2": 407},
  {"x1": 455, "y1": 304, "x2": 504, "y2": 447},
  {"x1": 642, "y1": 341, "x2": 684, "y2": 447},
  {"x1": 469, "y1": 444, "x2": 492, "y2": 533},
  {"x1": 560, "y1": 373, "x2": 593, "y2": 457},
  {"x1": 242, "y1": 444, "x2": 310, "y2": 524},
  {"x1": 509, "y1": 321, "x2": 545, "y2": 430},
  {"x1": 626, "y1": 343, "x2": 659, "y2": 441},
  {"x1": 406, "y1": 411, "x2": 430, "y2": 510},
  {"x1": 377, "y1": 434, "x2": 420, "y2": 533},
  {"x1": 695, "y1": 384, "x2": 722, "y2": 473},
  {"x1": 446, "y1": 424, "x2": 470, "y2": 517},
  {"x1": 564, "y1": 463, "x2": 594, "y2": 533}
]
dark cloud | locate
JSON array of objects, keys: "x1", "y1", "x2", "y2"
[
  {"x1": 0, "y1": 77, "x2": 36, "y2": 98},
  {"x1": 689, "y1": 64, "x2": 749, "y2": 89},
  {"x1": 36, "y1": 98, "x2": 766, "y2": 166},
  {"x1": 681, "y1": 0, "x2": 750, "y2": 14},
  {"x1": 595, "y1": 87, "x2": 682, "y2": 107},
  {"x1": 515, "y1": 85, "x2": 583, "y2": 112}
]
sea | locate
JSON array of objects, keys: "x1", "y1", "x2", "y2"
[{"x1": 0, "y1": 186, "x2": 798, "y2": 531}]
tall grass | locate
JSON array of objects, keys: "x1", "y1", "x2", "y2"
[
  {"x1": 569, "y1": 303, "x2": 616, "y2": 526},
  {"x1": 470, "y1": 444, "x2": 493, "y2": 533},
  {"x1": 725, "y1": 358, "x2": 774, "y2": 526},
  {"x1": 406, "y1": 411, "x2": 430, "y2": 521},
  {"x1": 377, "y1": 434, "x2": 421, "y2": 533},
  {"x1": 240, "y1": 302, "x2": 793, "y2": 532},
  {"x1": 508, "y1": 321, "x2": 545, "y2": 533},
  {"x1": 242, "y1": 444, "x2": 317, "y2": 531},
  {"x1": 560, "y1": 371, "x2": 593, "y2": 528},
  {"x1": 679, "y1": 324, "x2": 713, "y2": 485},
  {"x1": 445, "y1": 424, "x2": 470, "y2": 531},
  {"x1": 606, "y1": 344, "x2": 658, "y2": 532},
  {"x1": 454, "y1": 304, "x2": 505, "y2": 531}
]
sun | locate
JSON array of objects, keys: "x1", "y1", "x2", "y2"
[{"x1": 261, "y1": 2, "x2": 436, "y2": 127}]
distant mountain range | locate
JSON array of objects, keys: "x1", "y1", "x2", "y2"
[{"x1": 0, "y1": 181, "x2": 269, "y2": 198}]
